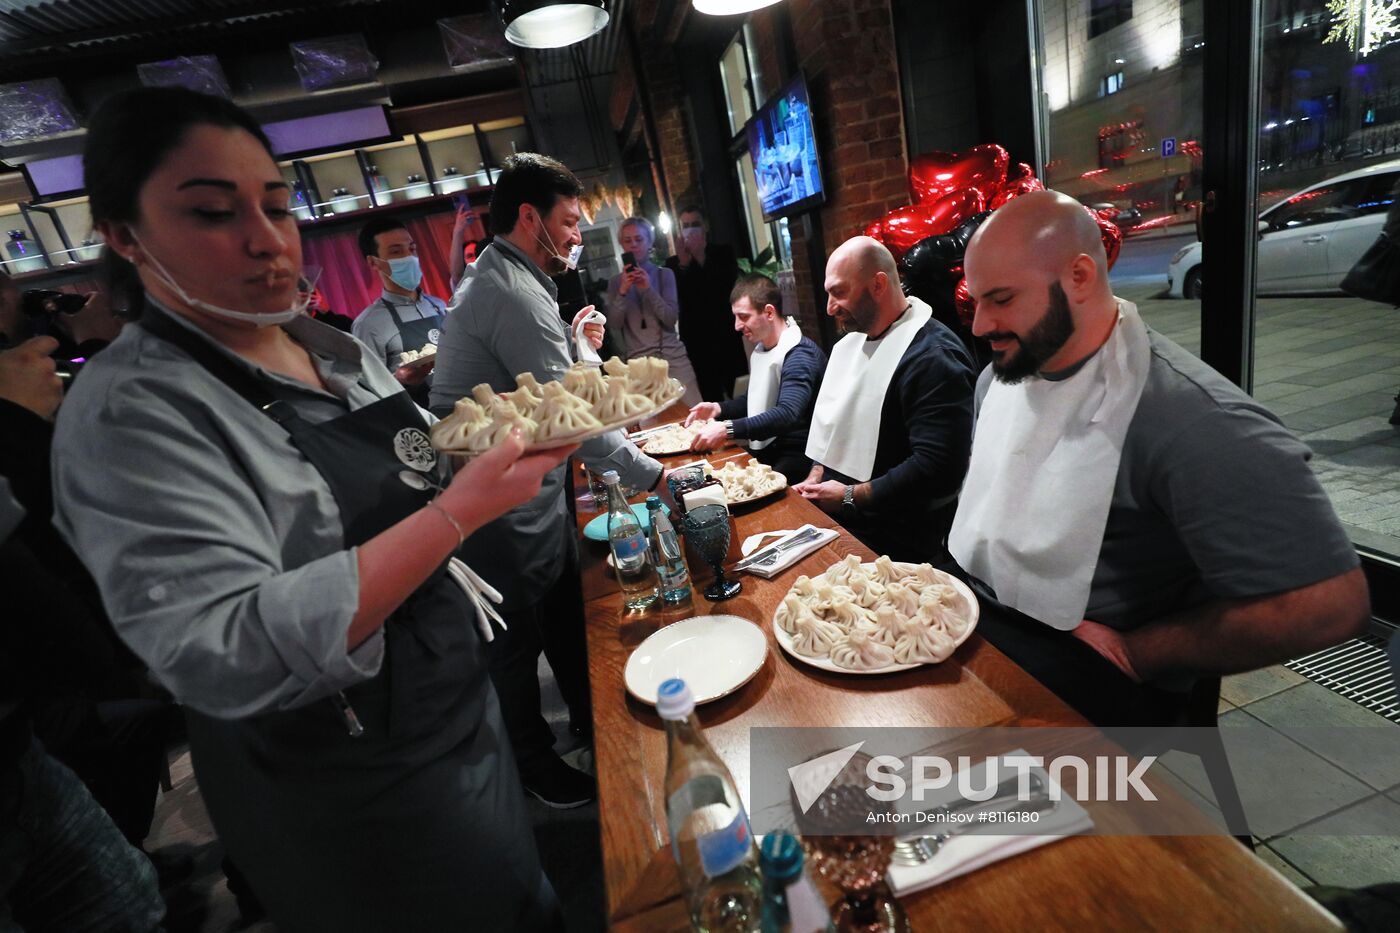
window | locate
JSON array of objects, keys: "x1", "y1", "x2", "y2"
[
  {"x1": 1263, "y1": 183, "x2": 1350, "y2": 230},
  {"x1": 1099, "y1": 70, "x2": 1124, "y2": 97},
  {"x1": 1088, "y1": 0, "x2": 1132, "y2": 39}
]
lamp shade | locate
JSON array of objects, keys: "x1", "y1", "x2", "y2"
[
  {"x1": 693, "y1": 0, "x2": 784, "y2": 14},
  {"x1": 501, "y1": 1, "x2": 609, "y2": 49}
]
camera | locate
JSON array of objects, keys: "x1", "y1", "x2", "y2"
[{"x1": 21, "y1": 289, "x2": 89, "y2": 316}]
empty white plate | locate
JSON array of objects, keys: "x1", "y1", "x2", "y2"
[{"x1": 624, "y1": 614, "x2": 769, "y2": 705}]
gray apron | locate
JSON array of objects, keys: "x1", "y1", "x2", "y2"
[
  {"x1": 384, "y1": 296, "x2": 443, "y2": 408},
  {"x1": 138, "y1": 310, "x2": 561, "y2": 932}
]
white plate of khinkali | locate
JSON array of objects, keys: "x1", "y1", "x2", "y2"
[{"x1": 770, "y1": 554, "x2": 978, "y2": 674}]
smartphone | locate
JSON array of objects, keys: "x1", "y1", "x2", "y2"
[
  {"x1": 620, "y1": 251, "x2": 636, "y2": 271},
  {"x1": 22, "y1": 289, "x2": 89, "y2": 316},
  {"x1": 453, "y1": 193, "x2": 471, "y2": 210}
]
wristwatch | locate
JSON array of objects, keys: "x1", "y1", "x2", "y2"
[
  {"x1": 724, "y1": 421, "x2": 736, "y2": 439},
  {"x1": 842, "y1": 484, "x2": 856, "y2": 510}
]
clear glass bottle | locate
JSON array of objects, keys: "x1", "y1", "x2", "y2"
[
  {"x1": 659, "y1": 678, "x2": 762, "y2": 933},
  {"x1": 603, "y1": 470, "x2": 658, "y2": 611},
  {"x1": 760, "y1": 833, "x2": 834, "y2": 933},
  {"x1": 646, "y1": 495, "x2": 692, "y2": 605}
]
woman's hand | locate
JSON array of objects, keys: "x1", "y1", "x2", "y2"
[{"x1": 438, "y1": 430, "x2": 578, "y2": 532}]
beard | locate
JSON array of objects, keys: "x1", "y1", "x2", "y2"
[
  {"x1": 837, "y1": 287, "x2": 881, "y2": 335},
  {"x1": 987, "y1": 282, "x2": 1076, "y2": 384}
]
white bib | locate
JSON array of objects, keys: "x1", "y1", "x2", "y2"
[
  {"x1": 948, "y1": 300, "x2": 1151, "y2": 630},
  {"x1": 805, "y1": 298, "x2": 932, "y2": 482},
  {"x1": 745, "y1": 319, "x2": 802, "y2": 450}
]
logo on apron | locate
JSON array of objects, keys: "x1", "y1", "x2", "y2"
[
  {"x1": 428, "y1": 328, "x2": 441, "y2": 344},
  {"x1": 393, "y1": 428, "x2": 438, "y2": 472}
]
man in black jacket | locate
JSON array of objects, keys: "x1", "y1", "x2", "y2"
[{"x1": 666, "y1": 206, "x2": 748, "y2": 400}]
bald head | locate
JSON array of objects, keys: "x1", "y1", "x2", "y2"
[
  {"x1": 967, "y1": 190, "x2": 1109, "y2": 288},
  {"x1": 824, "y1": 235, "x2": 906, "y2": 335},
  {"x1": 963, "y1": 189, "x2": 1120, "y2": 381}
]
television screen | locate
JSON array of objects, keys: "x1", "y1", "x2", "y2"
[{"x1": 746, "y1": 73, "x2": 825, "y2": 223}]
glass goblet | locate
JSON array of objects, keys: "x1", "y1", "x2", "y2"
[
  {"x1": 666, "y1": 465, "x2": 707, "y2": 516},
  {"x1": 681, "y1": 503, "x2": 741, "y2": 600}
]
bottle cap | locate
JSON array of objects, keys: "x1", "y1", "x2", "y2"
[
  {"x1": 759, "y1": 832, "x2": 804, "y2": 882},
  {"x1": 601, "y1": 470, "x2": 620, "y2": 485},
  {"x1": 645, "y1": 495, "x2": 662, "y2": 510},
  {"x1": 656, "y1": 678, "x2": 694, "y2": 721}
]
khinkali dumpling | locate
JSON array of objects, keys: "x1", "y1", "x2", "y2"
[
  {"x1": 429, "y1": 398, "x2": 488, "y2": 449},
  {"x1": 892, "y1": 618, "x2": 956, "y2": 665},
  {"x1": 602, "y1": 357, "x2": 631, "y2": 379},
  {"x1": 792, "y1": 575, "x2": 818, "y2": 601},
  {"x1": 826, "y1": 593, "x2": 873, "y2": 630},
  {"x1": 870, "y1": 555, "x2": 900, "y2": 584},
  {"x1": 911, "y1": 564, "x2": 941, "y2": 587},
  {"x1": 825, "y1": 554, "x2": 865, "y2": 588},
  {"x1": 562, "y1": 365, "x2": 608, "y2": 406},
  {"x1": 534, "y1": 389, "x2": 603, "y2": 441},
  {"x1": 471, "y1": 383, "x2": 499, "y2": 407},
  {"x1": 866, "y1": 604, "x2": 902, "y2": 647},
  {"x1": 774, "y1": 593, "x2": 814, "y2": 634},
  {"x1": 884, "y1": 580, "x2": 922, "y2": 617},
  {"x1": 465, "y1": 409, "x2": 537, "y2": 453},
  {"x1": 594, "y1": 377, "x2": 653, "y2": 422},
  {"x1": 791, "y1": 614, "x2": 843, "y2": 658},
  {"x1": 847, "y1": 574, "x2": 886, "y2": 609},
  {"x1": 829, "y1": 627, "x2": 895, "y2": 671}
]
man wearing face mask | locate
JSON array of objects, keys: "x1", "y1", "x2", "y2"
[
  {"x1": 352, "y1": 219, "x2": 448, "y2": 403},
  {"x1": 793, "y1": 236, "x2": 976, "y2": 564},
  {"x1": 431, "y1": 153, "x2": 663, "y2": 809}
]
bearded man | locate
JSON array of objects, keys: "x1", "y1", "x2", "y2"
[
  {"x1": 793, "y1": 236, "x2": 975, "y2": 563},
  {"x1": 951, "y1": 189, "x2": 1369, "y2": 726}
]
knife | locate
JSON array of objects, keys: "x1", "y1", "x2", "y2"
[{"x1": 733, "y1": 527, "x2": 824, "y2": 571}]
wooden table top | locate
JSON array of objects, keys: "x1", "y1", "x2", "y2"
[{"x1": 574, "y1": 408, "x2": 1339, "y2": 932}]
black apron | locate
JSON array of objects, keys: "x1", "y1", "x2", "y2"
[
  {"x1": 137, "y1": 311, "x2": 560, "y2": 933},
  {"x1": 384, "y1": 296, "x2": 444, "y2": 408}
]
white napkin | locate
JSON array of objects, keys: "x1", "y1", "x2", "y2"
[
  {"x1": 445, "y1": 557, "x2": 507, "y2": 643},
  {"x1": 573, "y1": 308, "x2": 606, "y2": 365},
  {"x1": 682, "y1": 485, "x2": 728, "y2": 512},
  {"x1": 885, "y1": 751, "x2": 1094, "y2": 896},
  {"x1": 738, "y1": 523, "x2": 839, "y2": 579}
]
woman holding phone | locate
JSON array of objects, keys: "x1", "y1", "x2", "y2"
[
  {"x1": 604, "y1": 216, "x2": 701, "y2": 405},
  {"x1": 50, "y1": 87, "x2": 573, "y2": 931}
]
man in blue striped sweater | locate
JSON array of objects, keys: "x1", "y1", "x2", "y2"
[{"x1": 685, "y1": 273, "x2": 826, "y2": 483}]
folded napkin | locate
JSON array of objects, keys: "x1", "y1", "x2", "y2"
[
  {"x1": 885, "y1": 751, "x2": 1094, "y2": 896},
  {"x1": 682, "y1": 485, "x2": 728, "y2": 512},
  {"x1": 738, "y1": 524, "x2": 839, "y2": 579}
]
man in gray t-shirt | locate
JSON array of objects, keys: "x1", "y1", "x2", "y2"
[{"x1": 954, "y1": 191, "x2": 1369, "y2": 726}]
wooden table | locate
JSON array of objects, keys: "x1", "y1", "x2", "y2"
[{"x1": 575, "y1": 409, "x2": 1339, "y2": 932}]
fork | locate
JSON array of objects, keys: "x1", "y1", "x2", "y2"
[
  {"x1": 891, "y1": 798, "x2": 1060, "y2": 866},
  {"x1": 752, "y1": 529, "x2": 823, "y2": 565}
]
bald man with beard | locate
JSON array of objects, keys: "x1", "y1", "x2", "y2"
[
  {"x1": 950, "y1": 190, "x2": 1370, "y2": 726},
  {"x1": 795, "y1": 236, "x2": 975, "y2": 563}
]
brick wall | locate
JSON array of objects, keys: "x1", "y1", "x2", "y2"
[{"x1": 625, "y1": 0, "x2": 703, "y2": 211}]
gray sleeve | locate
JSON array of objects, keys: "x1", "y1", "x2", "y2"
[
  {"x1": 577, "y1": 428, "x2": 663, "y2": 491},
  {"x1": 51, "y1": 387, "x2": 383, "y2": 719},
  {"x1": 351, "y1": 306, "x2": 403, "y2": 368},
  {"x1": 603, "y1": 275, "x2": 627, "y2": 331},
  {"x1": 640, "y1": 268, "x2": 680, "y2": 331},
  {"x1": 1151, "y1": 405, "x2": 1359, "y2": 598}
]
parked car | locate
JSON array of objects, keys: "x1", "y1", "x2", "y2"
[
  {"x1": 1166, "y1": 160, "x2": 1400, "y2": 299},
  {"x1": 1089, "y1": 202, "x2": 1143, "y2": 232}
]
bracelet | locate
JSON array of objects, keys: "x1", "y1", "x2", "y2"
[{"x1": 426, "y1": 501, "x2": 466, "y2": 548}]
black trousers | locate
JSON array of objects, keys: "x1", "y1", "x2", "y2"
[
  {"x1": 484, "y1": 540, "x2": 592, "y2": 776},
  {"x1": 753, "y1": 445, "x2": 811, "y2": 487}
]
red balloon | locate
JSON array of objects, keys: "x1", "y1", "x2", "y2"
[
  {"x1": 863, "y1": 219, "x2": 884, "y2": 242},
  {"x1": 1093, "y1": 208, "x2": 1123, "y2": 269},
  {"x1": 989, "y1": 162, "x2": 1045, "y2": 209},
  {"x1": 953, "y1": 277, "x2": 974, "y2": 328},
  {"x1": 880, "y1": 190, "x2": 985, "y2": 260},
  {"x1": 909, "y1": 144, "x2": 1010, "y2": 205}
]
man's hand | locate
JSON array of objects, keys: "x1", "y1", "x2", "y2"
[
  {"x1": 792, "y1": 479, "x2": 846, "y2": 514},
  {"x1": 690, "y1": 420, "x2": 728, "y2": 452},
  {"x1": 685, "y1": 401, "x2": 721, "y2": 427},
  {"x1": 0, "y1": 336, "x2": 63, "y2": 420},
  {"x1": 1069, "y1": 619, "x2": 1141, "y2": 683},
  {"x1": 570, "y1": 306, "x2": 604, "y2": 350}
]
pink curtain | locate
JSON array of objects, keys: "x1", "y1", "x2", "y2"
[{"x1": 301, "y1": 210, "x2": 488, "y2": 320}]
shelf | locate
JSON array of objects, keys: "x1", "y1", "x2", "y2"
[{"x1": 296, "y1": 188, "x2": 492, "y2": 232}]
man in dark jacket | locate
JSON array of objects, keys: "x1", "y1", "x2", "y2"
[{"x1": 666, "y1": 206, "x2": 748, "y2": 400}]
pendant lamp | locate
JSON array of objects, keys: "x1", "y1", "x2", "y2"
[
  {"x1": 500, "y1": 1, "x2": 609, "y2": 49},
  {"x1": 693, "y1": 0, "x2": 784, "y2": 14}
]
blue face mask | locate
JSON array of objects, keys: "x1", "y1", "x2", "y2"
[{"x1": 383, "y1": 255, "x2": 422, "y2": 291}]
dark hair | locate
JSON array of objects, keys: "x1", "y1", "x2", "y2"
[
  {"x1": 82, "y1": 87, "x2": 272, "y2": 318},
  {"x1": 84, "y1": 87, "x2": 271, "y2": 228},
  {"x1": 678, "y1": 204, "x2": 705, "y2": 219},
  {"x1": 488, "y1": 153, "x2": 582, "y2": 235},
  {"x1": 730, "y1": 273, "x2": 781, "y2": 312},
  {"x1": 358, "y1": 218, "x2": 408, "y2": 258}
]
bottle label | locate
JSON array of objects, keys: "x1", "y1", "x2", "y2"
[
  {"x1": 611, "y1": 530, "x2": 647, "y2": 562},
  {"x1": 668, "y1": 775, "x2": 753, "y2": 878}
]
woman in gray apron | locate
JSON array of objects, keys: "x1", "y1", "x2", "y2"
[{"x1": 50, "y1": 87, "x2": 574, "y2": 931}]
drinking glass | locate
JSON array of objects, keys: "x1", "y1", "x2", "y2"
[
  {"x1": 666, "y1": 465, "x2": 707, "y2": 516},
  {"x1": 681, "y1": 504, "x2": 740, "y2": 600},
  {"x1": 796, "y1": 752, "x2": 910, "y2": 933}
]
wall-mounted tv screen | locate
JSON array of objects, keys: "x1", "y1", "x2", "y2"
[{"x1": 745, "y1": 72, "x2": 825, "y2": 223}]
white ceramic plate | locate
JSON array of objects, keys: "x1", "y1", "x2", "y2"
[
  {"x1": 772, "y1": 564, "x2": 980, "y2": 675},
  {"x1": 624, "y1": 614, "x2": 769, "y2": 705}
]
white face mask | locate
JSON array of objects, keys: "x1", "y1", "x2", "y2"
[{"x1": 133, "y1": 233, "x2": 313, "y2": 327}]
